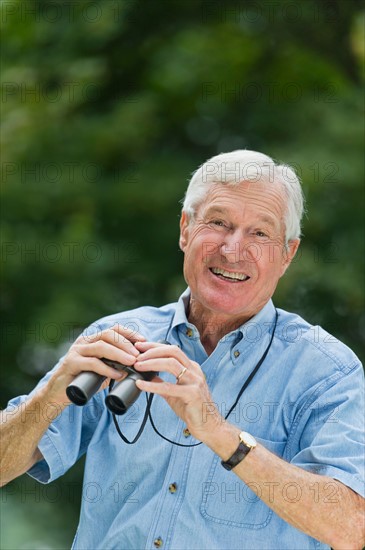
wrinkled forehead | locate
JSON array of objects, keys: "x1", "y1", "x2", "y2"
[{"x1": 197, "y1": 180, "x2": 287, "y2": 222}]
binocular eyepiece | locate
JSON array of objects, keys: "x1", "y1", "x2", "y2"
[{"x1": 66, "y1": 358, "x2": 155, "y2": 415}]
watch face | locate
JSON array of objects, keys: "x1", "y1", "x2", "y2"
[{"x1": 241, "y1": 432, "x2": 256, "y2": 448}]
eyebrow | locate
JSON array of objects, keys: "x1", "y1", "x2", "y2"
[
  {"x1": 204, "y1": 206, "x2": 227, "y2": 216},
  {"x1": 255, "y1": 215, "x2": 278, "y2": 228},
  {"x1": 204, "y1": 206, "x2": 278, "y2": 228}
]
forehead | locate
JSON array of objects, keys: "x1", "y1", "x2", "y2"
[{"x1": 198, "y1": 181, "x2": 286, "y2": 224}]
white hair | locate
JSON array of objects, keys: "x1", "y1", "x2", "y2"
[{"x1": 182, "y1": 150, "x2": 305, "y2": 243}]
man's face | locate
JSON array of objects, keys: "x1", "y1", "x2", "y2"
[{"x1": 179, "y1": 181, "x2": 300, "y2": 324}]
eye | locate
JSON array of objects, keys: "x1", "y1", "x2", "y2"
[
  {"x1": 255, "y1": 230, "x2": 269, "y2": 238},
  {"x1": 208, "y1": 219, "x2": 228, "y2": 229}
]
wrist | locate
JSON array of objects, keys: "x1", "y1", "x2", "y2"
[
  {"x1": 39, "y1": 379, "x2": 70, "y2": 417},
  {"x1": 221, "y1": 431, "x2": 257, "y2": 470},
  {"x1": 201, "y1": 420, "x2": 241, "y2": 461}
]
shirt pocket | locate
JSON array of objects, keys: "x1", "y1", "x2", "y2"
[{"x1": 200, "y1": 438, "x2": 286, "y2": 529}]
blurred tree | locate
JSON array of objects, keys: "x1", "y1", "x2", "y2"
[{"x1": 1, "y1": 0, "x2": 364, "y2": 547}]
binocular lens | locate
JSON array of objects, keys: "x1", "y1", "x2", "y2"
[
  {"x1": 66, "y1": 385, "x2": 88, "y2": 406},
  {"x1": 66, "y1": 371, "x2": 106, "y2": 406},
  {"x1": 66, "y1": 360, "x2": 155, "y2": 415},
  {"x1": 105, "y1": 371, "x2": 144, "y2": 414},
  {"x1": 105, "y1": 394, "x2": 127, "y2": 415}
]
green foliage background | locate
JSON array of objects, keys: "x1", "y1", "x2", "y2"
[{"x1": 1, "y1": 0, "x2": 364, "y2": 547}]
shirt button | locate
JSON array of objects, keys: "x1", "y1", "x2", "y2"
[
  {"x1": 186, "y1": 328, "x2": 193, "y2": 338},
  {"x1": 169, "y1": 482, "x2": 177, "y2": 493},
  {"x1": 183, "y1": 428, "x2": 191, "y2": 437},
  {"x1": 153, "y1": 537, "x2": 163, "y2": 548},
  {"x1": 234, "y1": 350, "x2": 240, "y2": 358}
]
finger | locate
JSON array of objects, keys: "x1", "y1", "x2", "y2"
[
  {"x1": 135, "y1": 344, "x2": 194, "y2": 370},
  {"x1": 76, "y1": 341, "x2": 138, "y2": 366},
  {"x1": 75, "y1": 357, "x2": 127, "y2": 380},
  {"x1": 99, "y1": 375, "x2": 128, "y2": 392},
  {"x1": 135, "y1": 342, "x2": 179, "y2": 357},
  {"x1": 100, "y1": 378, "x2": 111, "y2": 391},
  {"x1": 77, "y1": 325, "x2": 145, "y2": 347},
  {"x1": 134, "y1": 341, "x2": 163, "y2": 351},
  {"x1": 136, "y1": 377, "x2": 184, "y2": 397},
  {"x1": 79, "y1": 333, "x2": 139, "y2": 360},
  {"x1": 91, "y1": 329, "x2": 140, "y2": 357},
  {"x1": 134, "y1": 357, "x2": 189, "y2": 381}
]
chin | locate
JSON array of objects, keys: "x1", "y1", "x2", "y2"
[{"x1": 201, "y1": 292, "x2": 251, "y2": 317}]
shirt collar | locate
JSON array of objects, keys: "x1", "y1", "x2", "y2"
[
  {"x1": 171, "y1": 287, "x2": 277, "y2": 341},
  {"x1": 171, "y1": 287, "x2": 192, "y2": 332}
]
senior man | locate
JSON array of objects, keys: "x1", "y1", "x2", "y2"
[{"x1": 1, "y1": 150, "x2": 364, "y2": 549}]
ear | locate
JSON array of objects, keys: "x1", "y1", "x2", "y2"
[
  {"x1": 280, "y1": 239, "x2": 300, "y2": 277},
  {"x1": 179, "y1": 211, "x2": 190, "y2": 252}
]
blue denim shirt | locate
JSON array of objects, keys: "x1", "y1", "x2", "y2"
[{"x1": 8, "y1": 289, "x2": 365, "y2": 549}]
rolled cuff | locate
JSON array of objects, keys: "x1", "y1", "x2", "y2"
[
  {"x1": 27, "y1": 431, "x2": 65, "y2": 484},
  {"x1": 299, "y1": 463, "x2": 365, "y2": 498}
]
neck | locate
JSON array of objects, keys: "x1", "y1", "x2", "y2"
[{"x1": 187, "y1": 300, "x2": 252, "y2": 355}]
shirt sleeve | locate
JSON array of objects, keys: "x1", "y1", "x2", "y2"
[
  {"x1": 288, "y1": 362, "x2": 365, "y2": 497},
  {"x1": 5, "y1": 358, "x2": 105, "y2": 485}
]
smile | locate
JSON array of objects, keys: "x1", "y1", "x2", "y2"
[{"x1": 210, "y1": 267, "x2": 250, "y2": 282}]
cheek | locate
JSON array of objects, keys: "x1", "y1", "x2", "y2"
[
  {"x1": 185, "y1": 230, "x2": 215, "y2": 259},
  {"x1": 182, "y1": 251, "x2": 200, "y2": 286},
  {"x1": 256, "y1": 253, "x2": 284, "y2": 281},
  {"x1": 183, "y1": 238, "x2": 212, "y2": 280},
  {"x1": 185, "y1": 244, "x2": 204, "y2": 271}
]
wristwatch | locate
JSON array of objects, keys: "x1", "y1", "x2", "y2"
[{"x1": 221, "y1": 431, "x2": 257, "y2": 471}]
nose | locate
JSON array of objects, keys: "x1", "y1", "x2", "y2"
[
  {"x1": 220, "y1": 226, "x2": 248, "y2": 264},
  {"x1": 220, "y1": 230, "x2": 259, "y2": 264},
  {"x1": 220, "y1": 231, "x2": 241, "y2": 263}
]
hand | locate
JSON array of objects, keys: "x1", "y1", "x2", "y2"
[
  {"x1": 133, "y1": 341, "x2": 223, "y2": 441},
  {"x1": 47, "y1": 325, "x2": 146, "y2": 405}
]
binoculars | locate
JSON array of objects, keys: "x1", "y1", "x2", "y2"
[{"x1": 66, "y1": 358, "x2": 155, "y2": 415}]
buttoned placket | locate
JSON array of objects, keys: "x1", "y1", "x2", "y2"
[
  {"x1": 145, "y1": 420, "x2": 196, "y2": 549},
  {"x1": 180, "y1": 324, "x2": 207, "y2": 364},
  {"x1": 145, "y1": 326, "x2": 202, "y2": 549},
  {"x1": 145, "y1": 329, "x2": 240, "y2": 549}
]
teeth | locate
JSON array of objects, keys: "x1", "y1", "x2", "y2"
[{"x1": 211, "y1": 267, "x2": 249, "y2": 281}]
